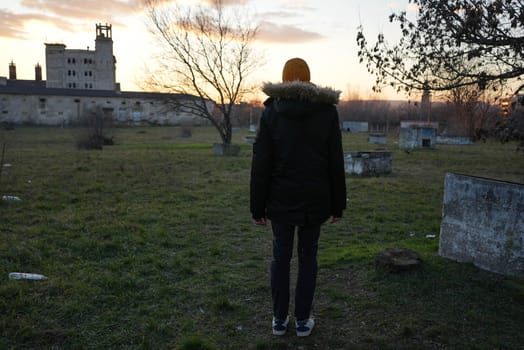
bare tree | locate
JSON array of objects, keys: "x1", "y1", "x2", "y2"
[
  {"x1": 338, "y1": 89, "x2": 397, "y2": 132},
  {"x1": 443, "y1": 86, "x2": 500, "y2": 139},
  {"x1": 75, "y1": 107, "x2": 115, "y2": 150},
  {"x1": 356, "y1": 0, "x2": 524, "y2": 95},
  {"x1": 145, "y1": 0, "x2": 261, "y2": 145}
]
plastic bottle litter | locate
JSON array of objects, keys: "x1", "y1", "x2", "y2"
[
  {"x1": 8, "y1": 272, "x2": 48, "y2": 280},
  {"x1": 2, "y1": 195, "x2": 21, "y2": 201}
]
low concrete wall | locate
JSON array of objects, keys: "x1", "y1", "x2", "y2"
[
  {"x1": 437, "y1": 136, "x2": 473, "y2": 145},
  {"x1": 368, "y1": 134, "x2": 387, "y2": 145},
  {"x1": 344, "y1": 151, "x2": 392, "y2": 176},
  {"x1": 439, "y1": 173, "x2": 524, "y2": 279}
]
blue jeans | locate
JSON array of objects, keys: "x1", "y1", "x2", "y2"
[{"x1": 270, "y1": 221, "x2": 321, "y2": 321}]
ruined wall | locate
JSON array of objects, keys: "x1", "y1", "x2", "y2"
[
  {"x1": 436, "y1": 136, "x2": 473, "y2": 145},
  {"x1": 344, "y1": 151, "x2": 392, "y2": 176},
  {"x1": 368, "y1": 134, "x2": 387, "y2": 145},
  {"x1": 439, "y1": 173, "x2": 524, "y2": 279},
  {"x1": 399, "y1": 127, "x2": 437, "y2": 150},
  {"x1": 0, "y1": 94, "x2": 203, "y2": 126}
]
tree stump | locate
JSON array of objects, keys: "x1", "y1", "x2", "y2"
[{"x1": 375, "y1": 248, "x2": 422, "y2": 273}]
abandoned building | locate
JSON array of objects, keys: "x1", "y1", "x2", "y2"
[
  {"x1": 0, "y1": 24, "x2": 202, "y2": 126},
  {"x1": 398, "y1": 121, "x2": 438, "y2": 150}
]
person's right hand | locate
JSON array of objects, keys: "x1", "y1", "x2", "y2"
[{"x1": 252, "y1": 217, "x2": 267, "y2": 226}]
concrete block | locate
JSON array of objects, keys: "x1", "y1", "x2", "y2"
[
  {"x1": 368, "y1": 134, "x2": 387, "y2": 145},
  {"x1": 439, "y1": 173, "x2": 524, "y2": 279},
  {"x1": 399, "y1": 127, "x2": 436, "y2": 150},
  {"x1": 344, "y1": 151, "x2": 392, "y2": 176},
  {"x1": 436, "y1": 136, "x2": 473, "y2": 145}
]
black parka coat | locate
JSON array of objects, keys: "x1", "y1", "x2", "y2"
[{"x1": 250, "y1": 81, "x2": 347, "y2": 225}]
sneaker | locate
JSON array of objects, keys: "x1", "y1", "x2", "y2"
[
  {"x1": 272, "y1": 316, "x2": 289, "y2": 335},
  {"x1": 295, "y1": 318, "x2": 314, "y2": 337}
]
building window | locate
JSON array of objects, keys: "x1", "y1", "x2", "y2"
[
  {"x1": 39, "y1": 98, "x2": 46, "y2": 109},
  {"x1": 68, "y1": 70, "x2": 71, "y2": 76}
]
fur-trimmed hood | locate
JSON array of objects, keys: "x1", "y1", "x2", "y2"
[{"x1": 262, "y1": 81, "x2": 341, "y2": 105}]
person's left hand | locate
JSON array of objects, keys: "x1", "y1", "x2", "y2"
[{"x1": 330, "y1": 216, "x2": 342, "y2": 224}]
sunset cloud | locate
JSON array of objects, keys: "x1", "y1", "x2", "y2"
[
  {"x1": 0, "y1": 0, "x2": 143, "y2": 40},
  {"x1": 203, "y1": 0, "x2": 252, "y2": 5},
  {"x1": 257, "y1": 20, "x2": 324, "y2": 44},
  {"x1": 280, "y1": 0, "x2": 313, "y2": 11},
  {"x1": 259, "y1": 10, "x2": 302, "y2": 20},
  {"x1": 20, "y1": 0, "x2": 139, "y2": 20},
  {"x1": 0, "y1": 9, "x2": 60, "y2": 39},
  {"x1": 387, "y1": 1, "x2": 419, "y2": 12}
]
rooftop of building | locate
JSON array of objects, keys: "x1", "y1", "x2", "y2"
[{"x1": 0, "y1": 78, "x2": 193, "y2": 101}]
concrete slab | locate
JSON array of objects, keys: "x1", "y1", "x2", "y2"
[{"x1": 439, "y1": 173, "x2": 524, "y2": 279}]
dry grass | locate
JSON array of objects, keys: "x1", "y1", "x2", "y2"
[{"x1": 0, "y1": 126, "x2": 523, "y2": 349}]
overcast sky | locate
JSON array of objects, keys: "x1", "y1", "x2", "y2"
[{"x1": 0, "y1": 0, "x2": 417, "y2": 100}]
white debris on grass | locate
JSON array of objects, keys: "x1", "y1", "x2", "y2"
[
  {"x1": 8, "y1": 272, "x2": 48, "y2": 280},
  {"x1": 2, "y1": 195, "x2": 21, "y2": 201}
]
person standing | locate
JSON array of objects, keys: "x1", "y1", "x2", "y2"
[{"x1": 250, "y1": 58, "x2": 347, "y2": 337}]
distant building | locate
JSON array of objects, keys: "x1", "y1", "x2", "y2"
[
  {"x1": 510, "y1": 94, "x2": 524, "y2": 115},
  {"x1": 45, "y1": 24, "x2": 116, "y2": 91},
  {"x1": 0, "y1": 24, "x2": 204, "y2": 126},
  {"x1": 398, "y1": 119, "x2": 439, "y2": 150}
]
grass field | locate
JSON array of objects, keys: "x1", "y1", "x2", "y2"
[{"x1": 1, "y1": 126, "x2": 523, "y2": 349}]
